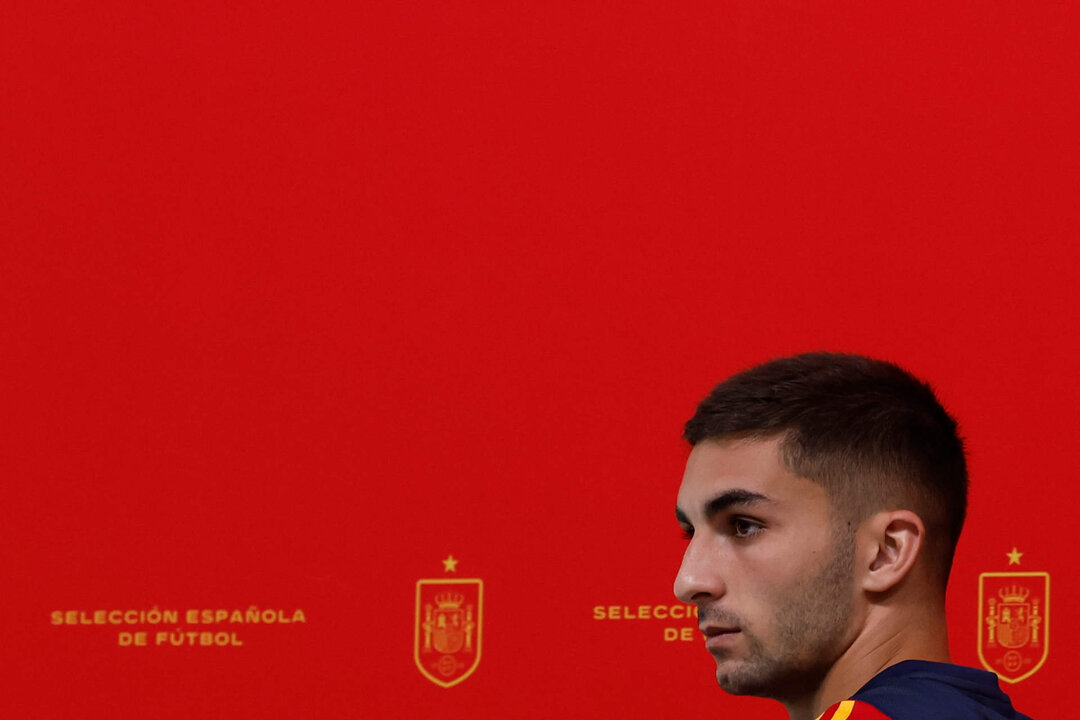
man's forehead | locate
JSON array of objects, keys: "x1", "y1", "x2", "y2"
[
  {"x1": 682, "y1": 436, "x2": 788, "y2": 484},
  {"x1": 677, "y1": 437, "x2": 817, "y2": 512}
]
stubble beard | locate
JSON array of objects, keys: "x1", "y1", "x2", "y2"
[{"x1": 709, "y1": 532, "x2": 856, "y2": 700}]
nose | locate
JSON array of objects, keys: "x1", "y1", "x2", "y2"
[{"x1": 674, "y1": 537, "x2": 726, "y2": 603}]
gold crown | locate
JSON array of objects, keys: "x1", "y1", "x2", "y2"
[
  {"x1": 435, "y1": 592, "x2": 465, "y2": 609},
  {"x1": 998, "y1": 585, "x2": 1031, "y2": 603}
]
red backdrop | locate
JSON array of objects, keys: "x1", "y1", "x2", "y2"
[{"x1": 2, "y1": 2, "x2": 1073, "y2": 718}]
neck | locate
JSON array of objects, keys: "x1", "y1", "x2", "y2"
[{"x1": 782, "y1": 602, "x2": 951, "y2": 720}]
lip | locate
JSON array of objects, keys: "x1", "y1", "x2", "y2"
[{"x1": 701, "y1": 626, "x2": 741, "y2": 650}]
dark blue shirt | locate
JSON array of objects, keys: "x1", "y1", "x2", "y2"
[{"x1": 852, "y1": 660, "x2": 1034, "y2": 720}]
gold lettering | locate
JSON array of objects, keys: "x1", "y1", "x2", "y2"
[{"x1": 591, "y1": 604, "x2": 702, "y2": 620}]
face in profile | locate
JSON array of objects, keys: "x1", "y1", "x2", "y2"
[{"x1": 674, "y1": 437, "x2": 858, "y2": 699}]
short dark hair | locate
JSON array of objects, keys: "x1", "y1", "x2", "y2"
[{"x1": 684, "y1": 352, "x2": 967, "y2": 584}]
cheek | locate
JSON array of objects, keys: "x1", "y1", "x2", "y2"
[{"x1": 740, "y1": 534, "x2": 832, "y2": 597}]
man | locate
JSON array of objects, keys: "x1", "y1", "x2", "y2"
[{"x1": 674, "y1": 353, "x2": 1033, "y2": 720}]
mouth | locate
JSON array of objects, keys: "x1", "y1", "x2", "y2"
[{"x1": 701, "y1": 626, "x2": 741, "y2": 650}]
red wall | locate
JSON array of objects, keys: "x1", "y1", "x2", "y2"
[{"x1": 3, "y1": 3, "x2": 1073, "y2": 718}]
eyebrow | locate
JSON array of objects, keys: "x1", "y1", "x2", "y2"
[{"x1": 675, "y1": 489, "x2": 771, "y2": 525}]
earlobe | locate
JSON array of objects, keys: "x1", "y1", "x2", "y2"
[{"x1": 861, "y1": 511, "x2": 925, "y2": 593}]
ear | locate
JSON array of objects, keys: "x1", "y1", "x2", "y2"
[{"x1": 858, "y1": 510, "x2": 925, "y2": 593}]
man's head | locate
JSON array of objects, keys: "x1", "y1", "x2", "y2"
[{"x1": 674, "y1": 352, "x2": 966, "y2": 699}]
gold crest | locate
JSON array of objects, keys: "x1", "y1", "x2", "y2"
[
  {"x1": 414, "y1": 559, "x2": 482, "y2": 688},
  {"x1": 978, "y1": 569, "x2": 1049, "y2": 683}
]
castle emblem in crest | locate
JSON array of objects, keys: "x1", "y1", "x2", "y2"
[
  {"x1": 414, "y1": 556, "x2": 482, "y2": 688},
  {"x1": 978, "y1": 556, "x2": 1049, "y2": 683}
]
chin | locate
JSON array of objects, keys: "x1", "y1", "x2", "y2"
[
  {"x1": 716, "y1": 676, "x2": 768, "y2": 697},
  {"x1": 717, "y1": 659, "x2": 827, "y2": 702},
  {"x1": 715, "y1": 665, "x2": 770, "y2": 697}
]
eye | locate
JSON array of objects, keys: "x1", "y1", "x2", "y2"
[
  {"x1": 731, "y1": 517, "x2": 764, "y2": 539},
  {"x1": 679, "y1": 524, "x2": 694, "y2": 541}
]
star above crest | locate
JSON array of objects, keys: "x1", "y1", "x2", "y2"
[
  {"x1": 442, "y1": 554, "x2": 459, "y2": 572},
  {"x1": 1006, "y1": 547, "x2": 1023, "y2": 565}
]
